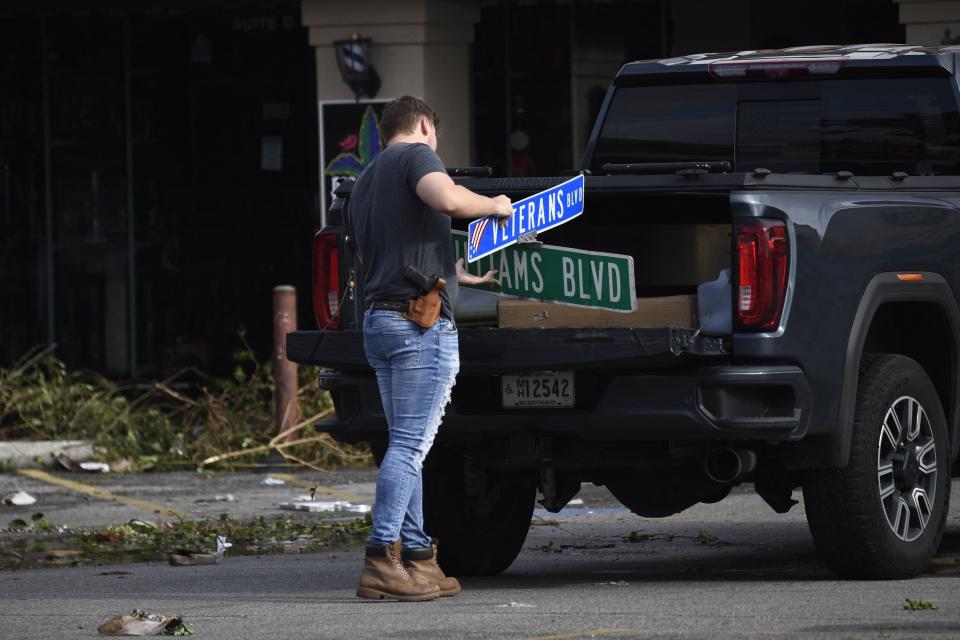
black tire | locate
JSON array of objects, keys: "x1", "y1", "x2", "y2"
[
  {"x1": 803, "y1": 354, "x2": 951, "y2": 579},
  {"x1": 422, "y1": 448, "x2": 536, "y2": 576}
]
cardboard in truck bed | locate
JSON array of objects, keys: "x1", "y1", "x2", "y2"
[{"x1": 497, "y1": 295, "x2": 698, "y2": 329}]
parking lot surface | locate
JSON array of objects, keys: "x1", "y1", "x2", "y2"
[{"x1": 1, "y1": 470, "x2": 958, "y2": 639}]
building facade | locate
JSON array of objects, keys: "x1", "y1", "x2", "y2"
[{"x1": 2, "y1": 0, "x2": 944, "y2": 376}]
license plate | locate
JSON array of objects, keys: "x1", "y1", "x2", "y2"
[{"x1": 502, "y1": 372, "x2": 575, "y2": 408}]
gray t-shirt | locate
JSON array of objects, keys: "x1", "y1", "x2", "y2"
[{"x1": 349, "y1": 142, "x2": 458, "y2": 320}]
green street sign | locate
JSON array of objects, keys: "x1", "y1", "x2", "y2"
[{"x1": 452, "y1": 230, "x2": 636, "y2": 312}]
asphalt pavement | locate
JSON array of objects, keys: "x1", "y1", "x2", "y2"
[{"x1": 1, "y1": 469, "x2": 959, "y2": 639}]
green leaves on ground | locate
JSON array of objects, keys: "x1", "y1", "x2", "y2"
[
  {"x1": 903, "y1": 598, "x2": 937, "y2": 611},
  {"x1": 625, "y1": 530, "x2": 674, "y2": 543},
  {"x1": 7, "y1": 512, "x2": 50, "y2": 532},
  {"x1": 0, "y1": 340, "x2": 370, "y2": 471},
  {"x1": 0, "y1": 514, "x2": 371, "y2": 569},
  {"x1": 693, "y1": 531, "x2": 722, "y2": 546}
]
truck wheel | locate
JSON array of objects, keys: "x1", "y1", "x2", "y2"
[
  {"x1": 803, "y1": 354, "x2": 951, "y2": 578},
  {"x1": 422, "y1": 449, "x2": 536, "y2": 576}
]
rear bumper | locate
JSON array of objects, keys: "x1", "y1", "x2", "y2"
[
  {"x1": 287, "y1": 328, "x2": 807, "y2": 444},
  {"x1": 286, "y1": 327, "x2": 728, "y2": 372},
  {"x1": 311, "y1": 364, "x2": 811, "y2": 445}
]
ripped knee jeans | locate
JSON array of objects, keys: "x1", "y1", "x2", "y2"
[{"x1": 363, "y1": 309, "x2": 459, "y2": 549}]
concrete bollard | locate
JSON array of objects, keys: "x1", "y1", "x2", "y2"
[{"x1": 273, "y1": 285, "x2": 299, "y2": 442}]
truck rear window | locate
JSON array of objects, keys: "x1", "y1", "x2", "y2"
[{"x1": 591, "y1": 78, "x2": 960, "y2": 176}]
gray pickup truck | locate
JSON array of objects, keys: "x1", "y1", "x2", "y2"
[{"x1": 288, "y1": 44, "x2": 960, "y2": 580}]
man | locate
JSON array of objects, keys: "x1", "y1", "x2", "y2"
[{"x1": 349, "y1": 96, "x2": 513, "y2": 601}]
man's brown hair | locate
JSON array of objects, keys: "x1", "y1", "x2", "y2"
[{"x1": 380, "y1": 96, "x2": 440, "y2": 142}]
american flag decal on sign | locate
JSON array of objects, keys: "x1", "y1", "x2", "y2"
[{"x1": 470, "y1": 217, "x2": 490, "y2": 254}]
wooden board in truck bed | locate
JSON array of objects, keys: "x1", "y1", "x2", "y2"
[{"x1": 497, "y1": 295, "x2": 698, "y2": 329}]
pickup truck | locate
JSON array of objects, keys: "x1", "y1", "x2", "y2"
[{"x1": 288, "y1": 44, "x2": 960, "y2": 580}]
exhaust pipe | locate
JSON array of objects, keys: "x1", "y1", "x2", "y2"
[{"x1": 704, "y1": 447, "x2": 757, "y2": 483}]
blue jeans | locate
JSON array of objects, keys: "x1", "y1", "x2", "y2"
[{"x1": 363, "y1": 309, "x2": 459, "y2": 549}]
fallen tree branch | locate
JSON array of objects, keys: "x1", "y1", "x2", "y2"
[{"x1": 198, "y1": 406, "x2": 335, "y2": 468}]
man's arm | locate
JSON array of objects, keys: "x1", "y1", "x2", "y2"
[{"x1": 415, "y1": 172, "x2": 512, "y2": 220}]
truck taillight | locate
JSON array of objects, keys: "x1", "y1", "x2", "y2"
[
  {"x1": 312, "y1": 230, "x2": 341, "y2": 330},
  {"x1": 735, "y1": 219, "x2": 789, "y2": 332}
]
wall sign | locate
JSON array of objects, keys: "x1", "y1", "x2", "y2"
[{"x1": 318, "y1": 99, "x2": 390, "y2": 227}]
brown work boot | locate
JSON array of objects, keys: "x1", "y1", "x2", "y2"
[
  {"x1": 402, "y1": 539, "x2": 461, "y2": 597},
  {"x1": 356, "y1": 541, "x2": 440, "y2": 602}
]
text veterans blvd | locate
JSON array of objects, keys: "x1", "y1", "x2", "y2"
[{"x1": 466, "y1": 174, "x2": 585, "y2": 263}]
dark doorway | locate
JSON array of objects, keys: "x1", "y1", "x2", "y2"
[{"x1": 0, "y1": 5, "x2": 318, "y2": 377}]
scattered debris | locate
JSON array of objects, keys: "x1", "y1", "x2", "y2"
[
  {"x1": 194, "y1": 494, "x2": 236, "y2": 503},
  {"x1": 625, "y1": 530, "x2": 674, "y2": 543},
  {"x1": 693, "y1": 531, "x2": 723, "y2": 546},
  {"x1": 46, "y1": 549, "x2": 85, "y2": 565},
  {"x1": 7, "y1": 512, "x2": 51, "y2": 532},
  {"x1": 5, "y1": 348, "x2": 369, "y2": 474},
  {"x1": 46, "y1": 549, "x2": 85, "y2": 562},
  {"x1": 261, "y1": 476, "x2": 286, "y2": 486},
  {"x1": 55, "y1": 453, "x2": 110, "y2": 473},
  {"x1": 53, "y1": 453, "x2": 80, "y2": 471},
  {"x1": 3, "y1": 550, "x2": 24, "y2": 562},
  {"x1": 282, "y1": 536, "x2": 313, "y2": 554},
  {"x1": 168, "y1": 535, "x2": 231, "y2": 566},
  {"x1": 97, "y1": 609, "x2": 192, "y2": 636},
  {"x1": 530, "y1": 540, "x2": 613, "y2": 553},
  {"x1": 567, "y1": 498, "x2": 584, "y2": 506},
  {"x1": 98, "y1": 571, "x2": 132, "y2": 577},
  {"x1": 903, "y1": 598, "x2": 937, "y2": 611},
  {"x1": 560, "y1": 543, "x2": 616, "y2": 551},
  {"x1": 109, "y1": 458, "x2": 133, "y2": 473},
  {"x1": 97, "y1": 613, "x2": 164, "y2": 637},
  {"x1": 529, "y1": 518, "x2": 560, "y2": 527},
  {"x1": 594, "y1": 580, "x2": 630, "y2": 586},
  {"x1": 167, "y1": 552, "x2": 218, "y2": 567},
  {"x1": 279, "y1": 498, "x2": 371, "y2": 514},
  {"x1": 497, "y1": 601, "x2": 535, "y2": 608},
  {"x1": 1, "y1": 491, "x2": 37, "y2": 506},
  {"x1": 2, "y1": 514, "x2": 370, "y2": 570}
]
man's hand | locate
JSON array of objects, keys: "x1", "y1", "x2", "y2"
[
  {"x1": 456, "y1": 258, "x2": 498, "y2": 286},
  {"x1": 492, "y1": 195, "x2": 513, "y2": 228}
]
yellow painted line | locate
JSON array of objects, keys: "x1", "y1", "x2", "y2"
[
  {"x1": 18, "y1": 469, "x2": 185, "y2": 519},
  {"x1": 527, "y1": 628, "x2": 645, "y2": 640},
  {"x1": 268, "y1": 472, "x2": 365, "y2": 502}
]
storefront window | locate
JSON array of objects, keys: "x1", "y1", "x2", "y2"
[
  {"x1": 472, "y1": 0, "x2": 665, "y2": 177},
  {"x1": 0, "y1": 16, "x2": 44, "y2": 366},
  {"x1": 1, "y1": 6, "x2": 317, "y2": 377}
]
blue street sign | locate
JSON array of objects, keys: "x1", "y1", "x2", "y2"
[{"x1": 466, "y1": 173, "x2": 585, "y2": 263}]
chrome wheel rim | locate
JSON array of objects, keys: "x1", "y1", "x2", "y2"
[{"x1": 877, "y1": 395, "x2": 938, "y2": 543}]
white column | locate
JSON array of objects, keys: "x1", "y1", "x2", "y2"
[
  {"x1": 894, "y1": 0, "x2": 960, "y2": 45},
  {"x1": 302, "y1": 0, "x2": 479, "y2": 166}
]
